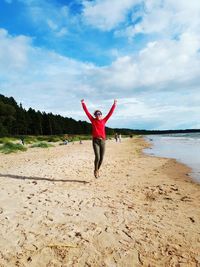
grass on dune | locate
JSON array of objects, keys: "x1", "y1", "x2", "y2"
[
  {"x1": 0, "y1": 142, "x2": 27, "y2": 154},
  {"x1": 22, "y1": 136, "x2": 38, "y2": 144},
  {"x1": 0, "y1": 137, "x2": 18, "y2": 144},
  {"x1": 30, "y1": 142, "x2": 54, "y2": 148},
  {"x1": 36, "y1": 136, "x2": 61, "y2": 142},
  {"x1": 67, "y1": 135, "x2": 91, "y2": 142},
  {"x1": 0, "y1": 135, "x2": 93, "y2": 145}
]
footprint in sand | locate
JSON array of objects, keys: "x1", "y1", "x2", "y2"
[
  {"x1": 180, "y1": 196, "x2": 192, "y2": 202},
  {"x1": 189, "y1": 217, "x2": 195, "y2": 223}
]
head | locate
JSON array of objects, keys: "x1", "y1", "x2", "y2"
[{"x1": 94, "y1": 110, "x2": 102, "y2": 120}]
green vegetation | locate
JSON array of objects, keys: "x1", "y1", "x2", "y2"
[
  {"x1": 0, "y1": 137, "x2": 18, "y2": 144},
  {"x1": 30, "y1": 142, "x2": 54, "y2": 148},
  {"x1": 34, "y1": 135, "x2": 63, "y2": 142},
  {"x1": 22, "y1": 136, "x2": 38, "y2": 144},
  {"x1": 0, "y1": 134, "x2": 130, "y2": 154},
  {"x1": 0, "y1": 142, "x2": 27, "y2": 154},
  {"x1": 23, "y1": 134, "x2": 91, "y2": 144},
  {"x1": 66, "y1": 135, "x2": 91, "y2": 142},
  {"x1": 0, "y1": 94, "x2": 94, "y2": 136}
]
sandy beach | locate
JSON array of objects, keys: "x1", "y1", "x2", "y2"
[{"x1": 0, "y1": 137, "x2": 199, "y2": 267}]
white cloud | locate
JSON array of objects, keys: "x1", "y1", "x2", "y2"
[
  {"x1": 82, "y1": 0, "x2": 139, "y2": 30},
  {"x1": 84, "y1": 31, "x2": 200, "y2": 94},
  {"x1": 0, "y1": 29, "x2": 32, "y2": 72},
  {"x1": 113, "y1": 94, "x2": 200, "y2": 130},
  {"x1": 82, "y1": 0, "x2": 200, "y2": 49},
  {"x1": 0, "y1": 28, "x2": 93, "y2": 110},
  {"x1": 122, "y1": 0, "x2": 200, "y2": 39},
  {"x1": 1, "y1": 25, "x2": 200, "y2": 130}
]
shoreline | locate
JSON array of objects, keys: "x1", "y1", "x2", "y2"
[
  {"x1": 0, "y1": 137, "x2": 199, "y2": 266},
  {"x1": 144, "y1": 134, "x2": 200, "y2": 185},
  {"x1": 142, "y1": 136, "x2": 197, "y2": 185}
]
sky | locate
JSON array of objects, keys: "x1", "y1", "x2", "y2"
[{"x1": 0, "y1": 0, "x2": 200, "y2": 130}]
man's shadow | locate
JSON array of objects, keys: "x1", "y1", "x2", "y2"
[{"x1": 0, "y1": 174, "x2": 89, "y2": 184}]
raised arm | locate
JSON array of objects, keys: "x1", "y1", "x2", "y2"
[
  {"x1": 104, "y1": 100, "x2": 117, "y2": 123},
  {"x1": 81, "y1": 99, "x2": 93, "y2": 122}
]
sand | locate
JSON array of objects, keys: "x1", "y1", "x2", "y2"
[{"x1": 0, "y1": 137, "x2": 199, "y2": 267}]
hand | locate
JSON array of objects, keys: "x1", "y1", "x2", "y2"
[
  {"x1": 81, "y1": 99, "x2": 84, "y2": 103},
  {"x1": 114, "y1": 99, "x2": 117, "y2": 104}
]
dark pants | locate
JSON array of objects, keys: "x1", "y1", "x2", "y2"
[{"x1": 92, "y1": 138, "x2": 105, "y2": 171}]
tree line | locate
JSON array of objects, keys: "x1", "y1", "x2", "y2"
[{"x1": 1, "y1": 94, "x2": 199, "y2": 137}]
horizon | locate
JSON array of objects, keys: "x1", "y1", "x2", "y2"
[{"x1": 0, "y1": 0, "x2": 200, "y2": 130}]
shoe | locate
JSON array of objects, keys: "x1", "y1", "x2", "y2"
[{"x1": 94, "y1": 170, "x2": 98, "y2": 178}]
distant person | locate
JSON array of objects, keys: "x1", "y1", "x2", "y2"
[
  {"x1": 115, "y1": 133, "x2": 119, "y2": 142},
  {"x1": 118, "y1": 133, "x2": 122, "y2": 142},
  {"x1": 80, "y1": 140, "x2": 83, "y2": 144},
  {"x1": 20, "y1": 137, "x2": 25, "y2": 145},
  {"x1": 81, "y1": 99, "x2": 117, "y2": 178},
  {"x1": 63, "y1": 139, "x2": 68, "y2": 145}
]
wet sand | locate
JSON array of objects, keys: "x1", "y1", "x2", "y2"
[{"x1": 0, "y1": 137, "x2": 199, "y2": 267}]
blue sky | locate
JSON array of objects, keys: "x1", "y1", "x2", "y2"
[{"x1": 0, "y1": 0, "x2": 200, "y2": 130}]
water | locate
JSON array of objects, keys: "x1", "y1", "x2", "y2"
[{"x1": 144, "y1": 133, "x2": 200, "y2": 183}]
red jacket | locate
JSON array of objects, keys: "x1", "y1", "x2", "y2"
[{"x1": 82, "y1": 102, "x2": 116, "y2": 139}]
